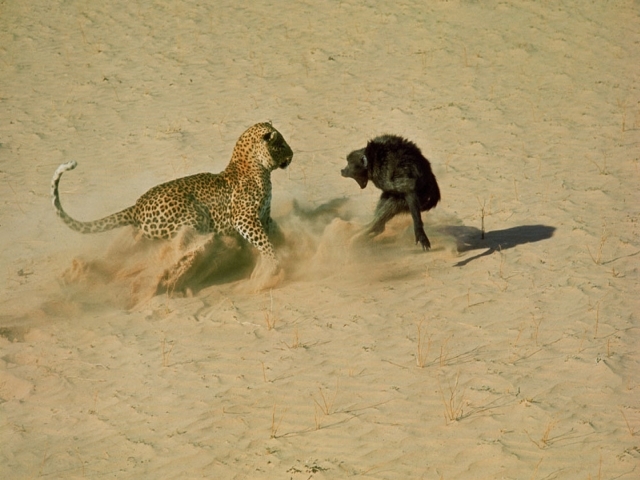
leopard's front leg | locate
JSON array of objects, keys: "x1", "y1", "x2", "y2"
[
  {"x1": 235, "y1": 216, "x2": 283, "y2": 291},
  {"x1": 235, "y1": 216, "x2": 277, "y2": 270}
]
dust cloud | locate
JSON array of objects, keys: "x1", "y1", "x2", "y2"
[{"x1": 53, "y1": 197, "x2": 458, "y2": 310}]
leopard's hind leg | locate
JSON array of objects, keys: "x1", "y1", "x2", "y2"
[{"x1": 157, "y1": 229, "x2": 213, "y2": 295}]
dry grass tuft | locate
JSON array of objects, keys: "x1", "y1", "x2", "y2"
[
  {"x1": 314, "y1": 380, "x2": 339, "y2": 416},
  {"x1": 526, "y1": 419, "x2": 557, "y2": 449},
  {"x1": 270, "y1": 403, "x2": 286, "y2": 439},
  {"x1": 439, "y1": 371, "x2": 465, "y2": 424},
  {"x1": 619, "y1": 407, "x2": 637, "y2": 437}
]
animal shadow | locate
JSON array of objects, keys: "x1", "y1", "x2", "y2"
[{"x1": 441, "y1": 225, "x2": 556, "y2": 266}]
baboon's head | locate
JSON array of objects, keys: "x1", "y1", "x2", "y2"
[{"x1": 341, "y1": 148, "x2": 369, "y2": 189}]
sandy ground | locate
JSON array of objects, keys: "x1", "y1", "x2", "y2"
[{"x1": 1, "y1": 0, "x2": 639, "y2": 478}]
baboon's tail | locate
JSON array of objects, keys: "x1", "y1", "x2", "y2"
[
  {"x1": 421, "y1": 173, "x2": 441, "y2": 211},
  {"x1": 51, "y1": 161, "x2": 136, "y2": 235},
  {"x1": 422, "y1": 177, "x2": 440, "y2": 212}
]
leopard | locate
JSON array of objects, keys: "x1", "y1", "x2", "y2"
[{"x1": 51, "y1": 122, "x2": 293, "y2": 288}]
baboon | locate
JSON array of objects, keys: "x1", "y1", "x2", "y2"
[{"x1": 342, "y1": 134, "x2": 440, "y2": 250}]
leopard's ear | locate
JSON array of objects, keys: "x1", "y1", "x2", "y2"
[
  {"x1": 362, "y1": 154, "x2": 368, "y2": 168},
  {"x1": 263, "y1": 131, "x2": 278, "y2": 142}
]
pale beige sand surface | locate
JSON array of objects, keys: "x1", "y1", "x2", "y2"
[{"x1": 1, "y1": 0, "x2": 639, "y2": 478}]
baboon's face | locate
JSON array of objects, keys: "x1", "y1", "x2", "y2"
[{"x1": 341, "y1": 148, "x2": 369, "y2": 189}]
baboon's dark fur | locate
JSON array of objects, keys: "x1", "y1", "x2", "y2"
[{"x1": 341, "y1": 135, "x2": 441, "y2": 250}]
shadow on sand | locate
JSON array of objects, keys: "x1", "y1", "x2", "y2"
[{"x1": 441, "y1": 225, "x2": 556, "y2": 267}]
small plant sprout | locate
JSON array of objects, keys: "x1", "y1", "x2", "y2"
[
  {"x1": 264, "y1": 289, "x2": 276, "y2": 330},
  {"x1": 415, "y1": 318, "x2": 432, "y2": 368},
  {"x1": 285, "y1": 326, "x2": 300, "y2": 349},
  {"x1": 588, "y1": 295, "x2": 607, "y2": 339},
  {"x1": 444, "y1": 152, "x2": 453, "y2": 172},
  {"x1": 161, "y1": 337, "x2": 174, "y2": 367},
  {"x1": 439, "y1": 336, "x2": 451, "y2": 367},
  {"x1": 617, "y1": 98, "x2": 627, "y2": 132},
  {"x1": 264, "y1": 311, "x2": 276, "y2": 330},
  {"x1": 531, "y1": 313, "x2": 543, "y2": 347},
  {"x1": 513, "y1": 322, "x2": 526, "y2": 348},
  {"x1": 477, "y1": 196, "x2": 493, "y2": 240},
  {"x1": 588, "y1": 152, "x2": 609, "y2": 175},
  {"x1": 498, "y1": 245, "x2": 506, "y2": 279},
  {"x1": 88, "y1": 390, "x2": 98, "y2": 415},
  {"x1": 586, "y1": 225, "x2": 608, "y2": 265}
]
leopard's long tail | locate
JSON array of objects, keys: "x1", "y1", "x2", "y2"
[{"x1": 51, "y1": 161, "x2": 137, "y2": 235}]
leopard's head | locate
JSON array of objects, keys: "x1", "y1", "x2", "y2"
[{"x1": 234, "y1": 123, "x2": 293, "y2": 172}]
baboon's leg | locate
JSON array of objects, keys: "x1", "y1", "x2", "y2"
[
  {"x1": 367, "y1": 193, "x2": 409, "y2": 236},
  {"x1": 405, "y1": 191, "x2": 430, "y2": 250}
]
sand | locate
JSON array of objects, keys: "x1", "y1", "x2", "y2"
[{"x1": 1, "y1": 0, "x2": 639, "y2": 478}]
